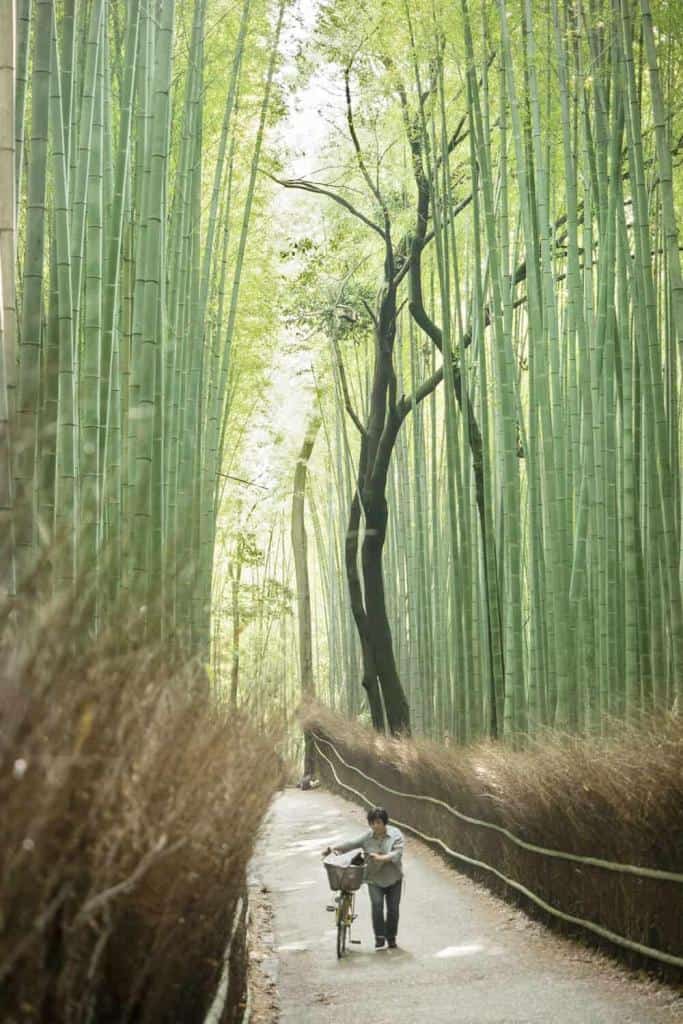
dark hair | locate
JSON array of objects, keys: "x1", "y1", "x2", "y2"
[{"x1": 367, "y1": 806, "x2": 389, "y2": 825}]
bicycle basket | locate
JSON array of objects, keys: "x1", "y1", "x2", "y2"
[{"x1": 324, "y1": 858, "x2": 365, "y2": 892}]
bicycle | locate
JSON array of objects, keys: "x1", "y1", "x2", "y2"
[{"x1": 322, "y1": 849, "x2": 365, "y2": 958}]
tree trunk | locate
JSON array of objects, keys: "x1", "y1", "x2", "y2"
[
  {"x1": 230, "y1": 560, "x2": 242, "y2": 709},
  {"x1": 291, "y1": 414, "x2": 321, "y2": 774},
  {"x1": 453, "y1": 370, "x2": 502, "y2": 738},
  {"x1": 345, "y1": 486, "x2": 386, "y2": 731},
  {"x1": 362, "y1": 491, "x2": 410, "y2": 733},
  {"x1": 339, "y1": 276, "x2": 415, "y2": 737}
]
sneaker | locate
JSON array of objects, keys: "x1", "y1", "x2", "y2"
[
  {"x1": 387, "y1": 940, "x2": 397, "y2": 949},
  {"x1": 375, "y1": 937, "x2": 386, "y2": 949}
]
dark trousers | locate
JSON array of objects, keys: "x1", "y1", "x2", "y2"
[{"x1": 368, "y1": 878, "x2": 402, "y2": 942}]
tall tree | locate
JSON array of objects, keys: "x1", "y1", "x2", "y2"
[{"x1": 292, "y1": 413, "x2": 321, "y2": 773}]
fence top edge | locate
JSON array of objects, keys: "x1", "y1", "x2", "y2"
[{"x1": 309, "y1": 731, "x2": 683, "y2": 885}]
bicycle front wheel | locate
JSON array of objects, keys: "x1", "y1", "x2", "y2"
[
  {"x1": 336, "y1": 918, "x2": 347, "y2": 958},
  {"x1": 336, "y1": 894, "x2": 350, "y2": 958}
]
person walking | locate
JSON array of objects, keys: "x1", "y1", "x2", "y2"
[{"x1": 323, "y1": 806, "x2": 404, "y2": 949}]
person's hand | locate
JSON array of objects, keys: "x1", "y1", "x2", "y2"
[
  {"x1": 322, "y1": 846, "x2": 340, "y2": 857},
  {"x1": 369, "y1": 852, "x2": 385, "y2": 862}
]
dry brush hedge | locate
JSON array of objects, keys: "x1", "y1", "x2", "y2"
[
  {"x1": 0, "y1": 581, "x2": 285, "y2": 1024},
  {"x1": 303, "y1": 704, "x2": 683, "y2": 980}
]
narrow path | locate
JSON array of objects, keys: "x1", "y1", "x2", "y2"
[{"x1": 250, "y1": 789, "x2": 681, "y2": 1024}]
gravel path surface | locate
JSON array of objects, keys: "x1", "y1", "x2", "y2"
[{"x1": 249, "y1": 788, "x2": 682, "y2": 1024}]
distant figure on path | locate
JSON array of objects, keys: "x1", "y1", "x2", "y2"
[
  {"x1": 323, "y1": 806, "x2": 404, "y2": 949},
  {"x1": 297, "y1": 773, "x2": 320, "y2": 790}
]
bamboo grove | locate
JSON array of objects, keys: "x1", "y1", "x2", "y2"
[
  {"x1": 303, "y1": 0, "x2": 683, "y2": 742},
  {"x1": 2, "y1": 0, "x2": 682, "y2": 747},
  {"x1": 0, "y1": 0, "x2": 285, "y2": 656}
]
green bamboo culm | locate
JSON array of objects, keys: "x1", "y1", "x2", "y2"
[
  {"x1": 0, "y1": 0, "x2": 17, "y2": 598},
  {"x1": 6, "y1": 0, "x2": 281, "y2": 657}
]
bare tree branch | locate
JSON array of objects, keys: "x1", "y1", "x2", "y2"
[
  {"x1": 397, "y1": 364, "x2": 444, "y2": 422},
  {"x1": 344, "y1": 65, "x2": 387, "y2": 217},
  {"x1": 330, "y1": 332, "x2": 366, "y2": 437},
  {"x1": 267, "y1": 173, "x2": 387, "y2": 240},
  {"x1": 361, "y1": 296, "x2": 378, "y2": 326}
]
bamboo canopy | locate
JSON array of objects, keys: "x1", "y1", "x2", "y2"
[{"x1": 2, "y1": 0, "x2": 682, "y2": 744}]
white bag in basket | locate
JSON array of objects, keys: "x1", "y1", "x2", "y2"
[{"x1": 323, "y1": 852, "x2": 365, "y2": 892}]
